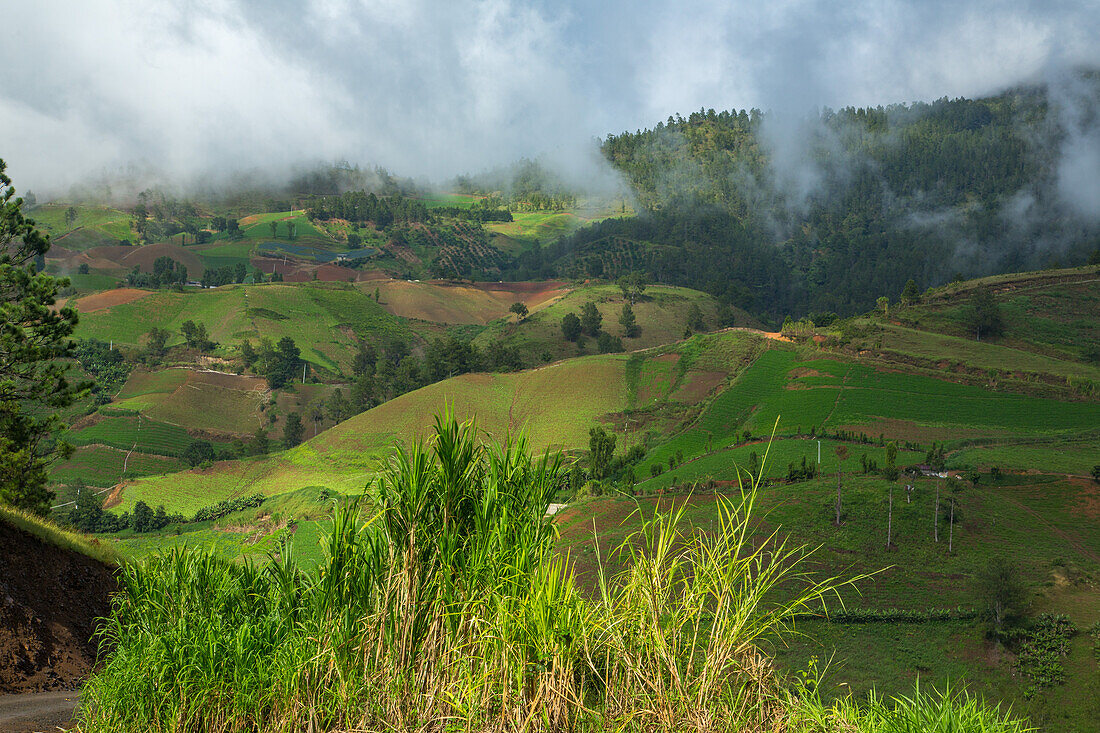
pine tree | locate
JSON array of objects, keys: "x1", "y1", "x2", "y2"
[
  {"x1": 619, "y1": 302, "x2": 640, "y2": 337},
  {"x1": 0, "y1": 159, "x2": 83, "y2": 514}
]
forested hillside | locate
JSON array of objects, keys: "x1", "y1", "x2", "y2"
[{"x1": 504, "y1": 73, "x2": 1100, "y2": 320}]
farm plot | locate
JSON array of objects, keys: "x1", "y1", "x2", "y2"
[{"x1": 67, "y1": 413, "x2": 194, "y2": 457}]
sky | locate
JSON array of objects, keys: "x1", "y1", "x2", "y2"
[{"x1": 2, "y1": 0, "x2": 1099, "y2": 194}]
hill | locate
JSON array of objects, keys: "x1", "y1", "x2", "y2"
[{"x1": 0, "y1": 506, "x2": 118, "y2": 695}]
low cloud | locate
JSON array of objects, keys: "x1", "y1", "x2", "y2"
[{"x1": 2, "y1": 0, "x2": 1100, "y2": 198}]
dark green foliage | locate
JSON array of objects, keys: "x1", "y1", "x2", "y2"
[
  {"x1": 1092, "y1": 464, "x2": 1100, "y2": 484},
  {"x1": 182, "y1": 440, "x2": 216, "y2": 467},
  {"x1": 786, "y1": 456, "x2": 819, "y2": 482},
  {"x1": 201, "y1": 262, "x2": 247, "y2": 287},
  {"x1": 686, "y1": 303, "x2": 705, "y2": 332},
  {"x1": 180, "y1": 320, "x2": 214, "y2": 351},
  {"x1": 967, "y1": 288, "x2": 1004, "y2": 339},
  {"x1": 306, "y1": 190, "x2": 428, "y2": 227},
  {"x1": 506, "y1": 86, "x2": 1100, "y2": 318},
  {"x1": 126, "y1": 256, "x2": 187, "y2": 288},
  {"x1": 191, "y1": 493, "x2": 265, "y2": 523},
  {"x1": 580, "y1": 302, "x2": 602, "y2": 336},
  {"x1": 283, "y1": 412, "x2": 304, "y2": 448},
  {"x1": 975, "y1": 557, "x2": 1029, "y2": 638},
  {"x1": 588, "y1": 425, "x2": 616, "y2": 480},
  {"x1": 257, "y1": 337, "x2": 301, "y2": 389},
  {"x1": 145, "y1": 327, "x2": 171, "y2": 359},
  {"x1": 619, "y1": 302, "x2": 639, "y2": 338},
  {"x1": 597, "y1": 332, "x2": 624, "y2": 353},
  {"x1": 901, "y1": 278, "x2": 921, "y2": 305},
  {"x1": 561, "y1": 312, "x2": 582, "y2": 341},
  {"x1": 72, "y1": 339, "x2": 131, "y2": 402},
  {"x1": 509, "y1": 301, "x2": 528, "y2": 320},
  {"x1": 77, "y1": 263, "x2": 90, "y2": 275},
  {"x1": 0, "y1": 159, "x2": 83, "y2": 514},
  {"x1": 239, "y1": 339, "x2": 257, "y2": 367}
]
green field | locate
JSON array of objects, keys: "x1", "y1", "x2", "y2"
[
  {"x1": 638, "y1": 347, "x2": 1100, "y2": 478},
  {"x1": 33, "y1": 204, "x2": 136, "y2": 248},
  {"x1": 76, "y1": 282, "x2": 410, "y2": 373},
  {"x1": 50, "y1": 445, "x2": 185, "y2": 490},
  {"x1": 473, "y1": 283, "x2": 753, "y2": 363},
  {"x1": 555, "y1": 466, "x2": 1100, "y2": 731},
  {"x1": 66, "y1": 412, "x2": 195, "y2": 457}
]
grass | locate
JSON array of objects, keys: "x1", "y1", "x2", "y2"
[
  {"x1": 79, "y1": 414, "x2": 1030, "y2": 732},
  {"x1": 947, "y1": 442, "x2": 1100, "y2": 476},
  {"x1": 51, "y1": 445, "x2": 185, "y2": 490},
  {"x1": 75, "y1": 281, "x2": 410, "y2": 373},
  {"x1": 555, "y1": 462, "x2": 1100, "y2": 731},
  {"x1": 0, "y1": 503, "x2": 123, "y2": 566},
  {"x1": 32, "y1": 204, "x2": 136, "y2": 248},
  {"x1": 67, "y1": 412, "x2": 195, "y2": 457},
  {"x1": 473, "y1": 283, "x2": 749, "y2": 364}
]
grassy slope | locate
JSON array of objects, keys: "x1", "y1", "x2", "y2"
[
  {"x1": 75, "y1": 282, "x2": 409, "y2": 373},
  {"x1": 847, "y1": 267, "x2": 1100, "y2": 384},
  {"x1": 554, "y1": 468, "x2": 1100, "y2": 731},
  {"x1": 474, "y1": 283, "x2": 758, "y2": 362},
  {"x1": 0, "y1": 504, "x2": 123, "y2": 566},
  {"x1": 635, "y1": 347, "x2": 1100, "y2": 484},
  {"x1": 34, "y1": 204, "x2": 136, "y2": 248}
]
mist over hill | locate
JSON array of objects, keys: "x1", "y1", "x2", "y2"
[{"x1": 502, "y1": 72, "x2": 1100, "y2": 319}]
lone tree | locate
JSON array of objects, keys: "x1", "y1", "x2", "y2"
[
  {"x1": 616, "y1": 271, "x2": 647, "y2": 305},
  {"x1": 561, "y1": 312, "x2": 582, "y2": 342},
  {"x1": 580, "y1": 302, "x2": 602, "y2": 336},
  {"x1": 0, "y1": 159, "x2": 84, "y2": 513},
  {"x1": 269, "y1": 221, "x2": 278, "y2": 239},
  {"x1": 833, "y1": 444, "x2": 849, "y2": 526},
  {"x1": 877, "y1": 296, "x2": 889, "y2": 317},
  {"x1": 509, "y1": 302, "x2": 528, "y2": 321},
  {"x1": 283, "y1": 412, "x2": 304, "y2": 448},
  {"x1": 976, "y1": 557, "x2": 1028, "y2": 640},
  {"x1": 968, "y1": 288, "x2": 1003, "y2": 340},
  {"x1": 588, "y1": 425, "x2": 616, "y2": 481},
  {"x1": 619, "y1": 302, "x2": 640, "y2": 338},
  {"x1": 64, "y1": 205, "x2": 77, "y2": 230},
  {"x1": 900, "y1": 278, "x2": 920, "y2": 306}
]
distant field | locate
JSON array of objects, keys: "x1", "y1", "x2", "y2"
[
  {"x1": 66, "y1": 412, "x2": 194, "y2": 457},
  {"x1": 50, "y1": 445, "x2": 185, "y2": 489},
  {"x1": 948, "y1": 442, "x2": 1100, "y2": 476},
  {"x1": 34, "y1": 204, "x2": 136, "y2": 248},
  {"x1": 634, "y1": 437, "x2": 923, "y2": 490},
  {"x1": 637, "y1": 348, "x2": 1100, "y2": 478},
  {"x1": 472, "y1": 283, "x2": 751, "y2": 363},
  {"x1": 116, "y1": 369, "x2": 268, "y2": 435},
  {"x1": 75, "y1": 282, "x2": 409, "y2": 373},
  {"x1": 372, "y1": 279, "x2": 568, "y2": 324}
]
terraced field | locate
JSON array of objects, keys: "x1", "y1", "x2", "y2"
[{"x1": 637, "y1": 348, "x2": 1100, "y2": 478}]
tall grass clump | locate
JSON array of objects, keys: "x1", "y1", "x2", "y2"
[{"x1": 81, "y1": 411, "x2": 1033, "y2": 732}]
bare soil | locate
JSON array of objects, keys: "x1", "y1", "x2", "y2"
[
  {"x1": 0, "y1": 520, "x2": 117, "y2": 695},
  {"x1": 72, "y1": 287, "x2": 151, "y2": 312}
]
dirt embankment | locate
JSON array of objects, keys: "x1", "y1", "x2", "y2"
[{"x1": 0, "y1": 521, "x2": 117, "y2": 694}]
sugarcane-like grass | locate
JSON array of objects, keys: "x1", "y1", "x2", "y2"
[{"x1": 81, "y1": 413, "x2": 1032, "y2": 732}]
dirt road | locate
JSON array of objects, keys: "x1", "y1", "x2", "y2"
[{"x1": 0, "y1": 690, "x2": 79, "y2": 732}]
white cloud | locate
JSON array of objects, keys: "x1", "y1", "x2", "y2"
[{"x1": 2, "y1": 0, "x2": 1099, "y2": 195}]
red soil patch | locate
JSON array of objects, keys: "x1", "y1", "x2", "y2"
[
  {"x1": 789, "y1": 367, "x2": 825, "y2": 378},
  {"x1": 673, "y1": 370, "x2": 727, "y2": 403},
  {"x1": 0, "y1": 520, "x2": 117, "y2": 693},
  {"x1": 73, "y1": 287, "x2": 151, "y2": 312}
]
